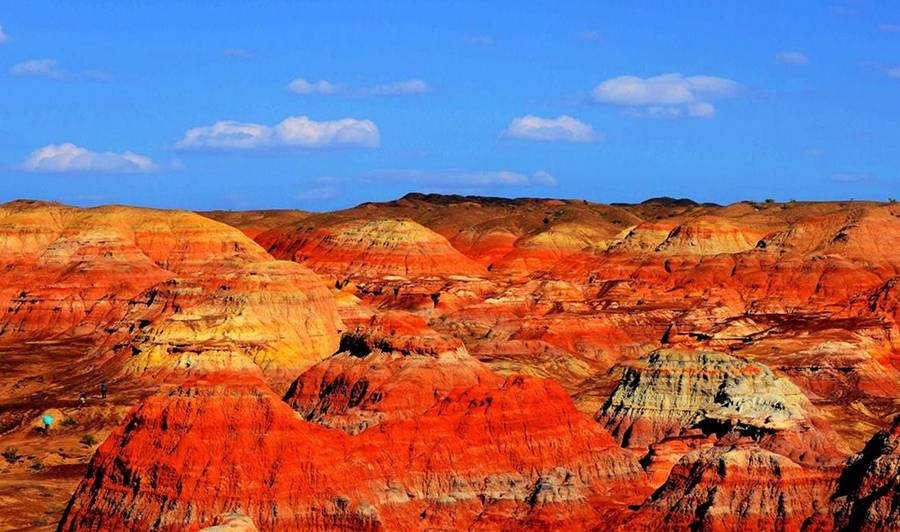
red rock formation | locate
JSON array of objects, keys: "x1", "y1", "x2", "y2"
[
  {"x1": 59, "y1": 372, "x2": 648, "y2": 531},
  {"x1": 629, "y1": 442, "x2": 839, "y2": 531},
  {"x1": 284, "y1": 311, "x2": 502, "y2": 433},
  {"x1": 831, "y1": 416, "x2": 900, "y2": 531},
  {"x1": 0, "y1": 201, "x2": 342, "y2": 391},
  {"x1": 256, "y1": 217, "x2": 485, "y2": 280},
  {"x1": 3, "y1": 195, "x2": 900, "y2": 530},
  {"x1": 596, "y1": 349, "x2": 848, "y2": 467},
  {"x1": 201, "y1": 209, "x2": 310, "y2": 239}
]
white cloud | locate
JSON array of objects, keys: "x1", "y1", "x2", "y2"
[
  {"x1": 286, "y1": 78, "x2": 342, "y2": 94},
  {"x1": 579, "y1": 31, "x2": 602, "y2": 42},
  {"x1": 0, "y1": 25, "x2": 8, "y2": 44},
  {"x1": 776, "y1": 51, "x2": 809, "y2": 65},
  {"x1": 503, "y1": 115, "x2": 602, "y2": 142},
  {"x1": 887, "y1": 66, "x2": 900, "y2": 79},
  {"x1": 10, "y1": 58, "x2": 68, "y2": 80},
  {"x1": 880, "y1": 23, "x2": 900, "y2": 33},
  {"x1": 686, "y1": 102, "x2": 716, "y2": 118},
  {"x1": 20, "y1": 143, "x2": 157, "y2": 174},
  {"x1": 364, "y1": 169, "x2": 556, "y2": 188},
  {"x1": 806, "y1": 148, "x2": 825, "y2": 157},
  {"x1": 531, "y1": 170, "x2": 558, "y2": 186},
  {"x1": 361, "y1": 79, "x2": 429, "y2": 96},
  {"x1": 592, "y1": 73, "x2": 741, "y2": 119},
  {"x1": 176, "y1": 116, "x2": 380, "y2": 151},
  {"x1": 627, "y1": 102, "x2": 717, "y2": 119}
]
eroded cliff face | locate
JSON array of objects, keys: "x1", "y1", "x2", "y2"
[
  {"x1": 0, "y1": 200, "x2": 342, "y2": 387},
  {"x1": 247, "y1": 196, "x2": 900, "y2": 451},
  {"x1": 629, "y1": 443, "x2": 840, "y2": 531},
  {"x1": 59, "y1": 372, "x2": 647, "y2": 531},
  {"x1": 0, "y1": 201, "x2": 342, "y2": 530},
  {"x1": 284, "y1": 312, "x2": 502, "y2": 433},
  {"x1": 832, "y1": 416, "x2": 900, "y2": 531},
  {"x1": 596, "y1": 349, "x2": 847, "y2": 463},
  {"x1": 1, "y1": 196, "x2": 898, "y2": 531}
]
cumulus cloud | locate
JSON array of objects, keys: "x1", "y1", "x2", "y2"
[
  {"x1": 364, "y1": 168, "x2": 556, "y2": 188},
  {"x1": 592, "y1": 73, "x2": 741, "y2": 119},
  {"x1": 286, "y1": 78, "x2": 341, "y2": 94},
  {"x1": 10, "y1": 58, "x2": 68, "y2": 80},
  {"x1": 0, "y1": 25, "x2": 8, "y2": 44},
  {"x1": 176, "y1": 116, "x2": 380, "y2": 151},
  {"x1": 503, "y1": 115, "x2": 602, "y2": 142},
  {"x1": 776, "y1": 51, "x2": 809, "y2": 65},
  {"x1": 20, "y1": 143, "x2": 157, "y2": 174}
]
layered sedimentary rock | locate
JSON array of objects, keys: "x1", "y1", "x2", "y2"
[
  {"x1": 284, "y1": 311, "x2": 502, "y2": 433},
  {"x1": 201, "y1": 209, "x2": 310, "y2": 239},
  {"x1": 59, "y1": 372, "x2": 647, "y2": 531},
  {"x1": 247, "y1": 196, "x2": 900, "y2": 447},
  {"x1": 256, "y1": 217, "x2": 485, "y2": 280},
  {"x1": 630, "y1": 443, "x2": 839, "y2": 531},
  {"x1": 0, "y1": 200, "x2": 342, "y2": 388},
  {"x1": 596, "y1": 349, "x2": 847, "y2": 466},
  {"x1": 832, "y1": 416, "x2": 900, "y2": 530},
  {"x1": 2, "y1": 195, "x2": 900, "y2": 530}
]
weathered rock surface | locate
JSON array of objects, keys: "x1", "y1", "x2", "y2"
[
  {"x1": 596, "y1": 349, "x2": 847, "y2": 466},
  {"x1": 59, "y1": 372, "x2": 647, "y2": 531},
  {"x1": 832, "y1": 416, "x2": 900, "y2": 531},
  {"x1": 0, "y1": 200, "x2": 342, "y2": 390},
  {"x1": 284, "y1": 311, "x2": 502, "y2": 433},
  {"x1": 256, "y1": 217, "x2": 485, "y2": 280},
  {"x1": 629, "y1": 443, "x2": 839, "y2": 531},
  {"x1": 1, "y1": 195, "x2": 899, "y2": 531},
  {"x1": 246, "y1": 196, "x2": 900, "y2": 452}
]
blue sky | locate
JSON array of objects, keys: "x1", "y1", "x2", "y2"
[{"x1": 1, "y1": 1, "x2": 898, "y2": 210}]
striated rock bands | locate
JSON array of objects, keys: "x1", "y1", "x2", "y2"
[{"x1": 59, "y1": 372, "x2": 647, "y2": 531}]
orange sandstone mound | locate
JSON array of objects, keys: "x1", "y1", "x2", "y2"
[
  {"x1": 0, "y1": 200, "x2": 342, "y2": 389},
  {"x1": 0, "y1": 200, "x2": 342, "y2": 529},
  {"x1": 256, "y1": 217, "x2": 486, "y2": 280},
  {"x1": 596, "y1": 349, "x2": 847, "y2": 464},
  {"x1": 59, "y1": 372, "x2": 647, "y2": 531},
  {"x1": 629, "y1": 442, "x2": 839, "y2": 531},
  {"x1": 284, "y1": 311, "x2": 502, "y2": 433}
]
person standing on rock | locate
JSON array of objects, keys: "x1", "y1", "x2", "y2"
[
  {"x1": 100, "y1": 381, "x2": 107, "y2": 400},
  {"x1": 79, "y1": 393, "x2": 86, "y2": 407}
]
